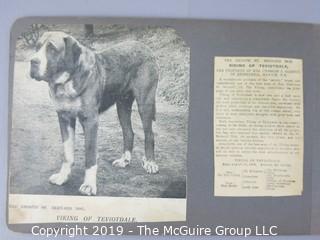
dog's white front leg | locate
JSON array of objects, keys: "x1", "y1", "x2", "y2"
[
  {"x1": 79, "y1": 165, "x2": 97, "y2": 196},
  {"x1": 49, "y1": 116, "x2": 75, "y2": 185},
  {"x1": 79, "y1": 116, "x2": 98, "y2": 196}
]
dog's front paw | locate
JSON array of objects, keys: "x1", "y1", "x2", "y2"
[
  {"x1": 49, "y1": 172, "x2": 69, "y2": 185},
  {"x1": 49, "y1": 164, "x2": 71, "y2": 185},
  {"x1": 142, "y1": 157, "x2": 159, "y2": 174},
  {"x1": 112, "y1": 151, "x2": 131, "y2": 168},
  {"x1": 79, "y1": 183, "x2": 97, "y2": 196},
  {"x1": 79, "y1": 165, "x2": 97, "y2": 196}
]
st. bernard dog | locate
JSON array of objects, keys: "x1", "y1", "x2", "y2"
[{"x1": 30, "y1": 31, "x2": 159, "y2": 195}]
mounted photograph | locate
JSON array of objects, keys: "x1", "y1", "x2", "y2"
[{"x1": 8, "y1": 23, "x2": 189, "y2": 223}]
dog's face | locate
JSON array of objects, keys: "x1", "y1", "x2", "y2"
[{"x1": 30, "y1": 32, "x2": 81, "y2": 82}]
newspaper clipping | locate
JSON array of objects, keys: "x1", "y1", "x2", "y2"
[{"x1": 214, "y1": 57, "x2": 303, "y2": 197}]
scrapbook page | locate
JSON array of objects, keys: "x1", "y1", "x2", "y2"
[{"x1": 6, "y1": 17, "x2": 320, "y2": 236}]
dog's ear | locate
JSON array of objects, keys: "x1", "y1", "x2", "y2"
[{"x1": 63, "y1": 36, "x2": 82, "y2": 71}]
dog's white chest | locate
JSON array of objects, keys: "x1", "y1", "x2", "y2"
[
  {"x1": 51, "y1": 95, "x2": 82, "y2": 113},
  {"x1": 49, "y1": 85, "x2": 82, "y2": 113}
]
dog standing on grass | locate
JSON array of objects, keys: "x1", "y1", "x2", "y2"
[{"x1": 29, "y1": 31, "x2": 159, "y2": 196}]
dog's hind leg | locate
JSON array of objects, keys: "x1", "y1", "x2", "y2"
[
  {"x1": 49, "y1": 113, "x2": 76, "y2": 185},
  {"x1": 137, "y1": 99, "x2": 159, "y2": 174},
  {"x1": 112, "y1": 95, "x2": 135, "y2": 168},
  {"x1": 134, "y1": 61, "x2": 159, "y2": 174}
]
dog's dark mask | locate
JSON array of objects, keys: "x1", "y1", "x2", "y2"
[{"x1": 30, "y1": 32, "x2": 95, "y2": 98}]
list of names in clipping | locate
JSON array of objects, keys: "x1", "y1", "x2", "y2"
[{"x1": 214, "y1": 57, "x2": 303, "y2": 196}]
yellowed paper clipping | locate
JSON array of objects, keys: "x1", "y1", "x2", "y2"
[{"x1": 214, "y1": 57, "x2": 304, "y2": 197}]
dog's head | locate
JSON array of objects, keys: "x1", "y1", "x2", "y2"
[{"x1": 30, "y1": 31, "x2": 89, "y2": 84}]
